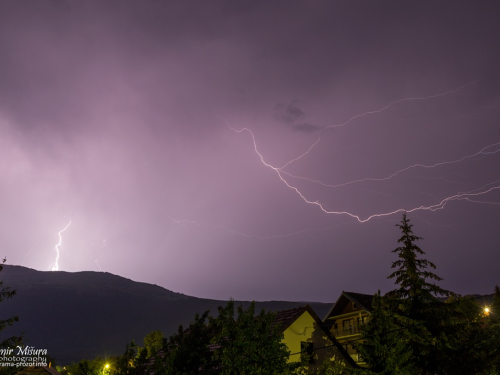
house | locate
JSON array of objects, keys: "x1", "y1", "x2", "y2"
[
  {"x1": 145, "y1": 304, "x2": 357, "y2": 373},
  {"x1": 322, "y1": 291, "x2": 374, "y2": 366},
  {"x1": 275, "y1": 305, "x2": 357, "y2": 370}
]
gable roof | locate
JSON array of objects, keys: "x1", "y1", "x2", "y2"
[
  {"x1": 274, "y1": 305, "x2": 358, "y2": 368},
  {"x1": 273, "y1": 305, "x2": 310, "y2": 332},
  {"x1": 146, "y1": 304, "x2": 358, "y2": 370},
  {"x1": 343, "y1": 292, "x2": 375, "y2": 312},
  {"x1": 323, "y1": 291, "x2": 374, "y2": 321}
]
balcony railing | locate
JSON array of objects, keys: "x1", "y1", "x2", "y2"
[{"x1": 331, "y1": 323, "x2": 364, "y2": 338}]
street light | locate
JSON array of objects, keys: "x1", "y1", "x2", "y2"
[{"x1": 103, "y1": 364, "x2": 110, "y2": 375}]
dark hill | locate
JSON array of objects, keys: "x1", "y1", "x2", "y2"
[{"x1": 0, "y1": 265, "x2": 332, "y2": 364}]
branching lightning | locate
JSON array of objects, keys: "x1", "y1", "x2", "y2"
[
  {"x1": 50, "y1": 220, "x2": 71, "y2": 271},
  {"x1": 279, "y1": 141, "x2": 500, "y2": 189},
  {"x1": 278, "y1": 81, "x2": 478, "y2": 170},
  {"x1": 218, "y1": 82, "x2": 500, "y2": 223}
]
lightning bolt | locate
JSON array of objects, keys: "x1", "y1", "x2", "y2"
[
  {"x1": 50, "y1": 220, "x2": 71, "y2": 271},
  {"x1": 219, "y1": 82, "x2": 500, "y2": 223},
  {"x1": 278, "y1": 81, "x2": 478, "y2": 170},
  {"x1": 94, "y1": 239, "x2": 106, "y2": 271},
  {"x1": 278, "y1": 141, "x2": 500, "y2": 189}
]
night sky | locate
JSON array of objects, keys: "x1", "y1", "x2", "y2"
[{"x1": 1, "y1": 1, "x2": 499, "y2": 302}]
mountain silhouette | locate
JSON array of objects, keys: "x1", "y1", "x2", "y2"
[{"x1": 0, "y1": 265, "x2": 332, "y2": 364}]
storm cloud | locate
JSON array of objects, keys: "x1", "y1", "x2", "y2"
[
  {"x1": 273, "y1": 102, "x2": 322, "y2": 133},
  {"x1": 0, "y1": 1, "x2": 499, "y2": 302}
]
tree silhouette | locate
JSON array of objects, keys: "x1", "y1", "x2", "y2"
[
  {"x1": 0, "y1": 259, "x2": 22, "y2": 349},
  {"x1": 360, "y1": 213, "x2": 455, "y2": 374}
]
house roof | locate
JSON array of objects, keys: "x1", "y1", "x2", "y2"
[
  {"x1": 147, "y1": 304, "x2": 358, "y2": 370},
  {"x1": 273, "y1": 305, "x2": 310, "y2": 332},
  {"x1": 323, "y1": 291, "x2": 374, "y2": 321},
  {"x1": 343, "y1": 292, "x2": 375, "y2": 312},
  {"x1": 273, "y1": 305, "x2": 358, "y2": 368}
]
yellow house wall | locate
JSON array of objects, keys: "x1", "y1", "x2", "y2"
[
  {"x1": 282, "y1": 310, "x2": 339, "y2": 364},
  {"x1": 282, "y1": 311, "x2": 316, "y2": 363}
]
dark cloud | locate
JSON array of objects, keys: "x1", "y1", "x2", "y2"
[
  {"x1": 273, "y1": 103, "x2": 305, "y2": 124},
  {"x1": 273, "y1": 102, "x2": 322, "y2": 133},
  {"x1": 290, "y1": 122, "x2": 323, "y2": 133}
]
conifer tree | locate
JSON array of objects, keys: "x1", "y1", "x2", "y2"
[
  {"x1": 387, "y1": 212, "x2": 451, "y2": 304},
  {"x1": 359, "y1": 213, "x2": 455, "y2": 374},
  {"x1": 385, "y1": 213, "x2": 453, "y2": 374},
  {"x1": 359, "y1": 215, "x2": 500, "y2": 374}
]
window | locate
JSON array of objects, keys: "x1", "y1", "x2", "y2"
[
  {"x1": 343, "y1": 319, "x2": 352, "y2": 329},
  {"x1": 343, "y1": 318, "x2": 353, "y2": 334},
  {"x1": 301, "y1": 342, "x2": 315, "y2": 364}
]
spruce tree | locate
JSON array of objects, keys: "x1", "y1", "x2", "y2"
[
  {"x1": 359, "y1": 213, "x2": 455, "y2": 374},
  {"x1": 360, "y1": 214, "x2": 500, "y2": 374},
  {"x1": 387, "y1": 212, "x2": 450, "y2": 305},
  {"x1": 385, "y1": 213, "x2": 454, "y2": 374}
]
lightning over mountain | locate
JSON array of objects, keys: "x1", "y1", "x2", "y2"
[{"x1": 50, "y1": 220, "x2": 71, "y2": 271}]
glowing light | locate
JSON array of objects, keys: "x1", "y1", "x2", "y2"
[
  {"x1": 51, "y1": 220, "x2": 71, "y2": 271},
  {"x1": 485, "y1": 307, "x2": 490, "y2": 314}
]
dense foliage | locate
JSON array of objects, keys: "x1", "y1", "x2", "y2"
[
  {"x1": 154, "y1": 310, "x2": 216, "y2": 375},
  {"x1": 358, "y1": 213, "x2": 500, "y2": 375},
  {"x1": 0, "y1": 259, "x2": 22, "y2": 349},
  {"x1": 0, "y1": 259, "x2": 23, "y2": 375},
  {"x1": 211, "y1": 300, "x2": 290, "y2": 375},
  {"x1": 113, "y1": 300, "x2": 291, "y2": 375},
  {"x1": 59, "y1": 356, "x2": 118, "y2": 375},
  {"x1": 63, "y1": 214, "x2": 500, "y2": 375}
]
